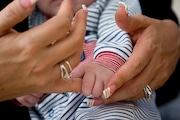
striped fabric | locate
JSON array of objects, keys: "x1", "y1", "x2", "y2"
[
  {"x1": 29, "y1": 92, "x2": 160, "y2": 120},
  {"x1": 28, "y1": 0, "x2": 161, "y2": 119}
]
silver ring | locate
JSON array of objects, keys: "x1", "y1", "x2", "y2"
[
  {"x1": 143, "y1": 85, "x2": 153, "y2": 100},
  {"x1": 59, "y1": 60, "x2": 72, "y2": 79}
]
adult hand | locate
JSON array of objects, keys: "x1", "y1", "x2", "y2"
[
  {"x1": 93, "y1": 3, "x2": 180, "y2": 105},
  {"x1": 0, "y1": 0, "x2": 87, "y2": 101}
]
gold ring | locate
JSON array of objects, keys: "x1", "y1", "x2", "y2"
[
  {"x1": 143, "y1": 85, "x2": 153, "y2": 100},
  {"x1": 59, "y1": 60, "x2": 72, "y2": 79}
]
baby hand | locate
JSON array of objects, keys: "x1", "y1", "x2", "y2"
[
  {"x1": 16, "y1": 93, "x2": 44, "y2": 107},
  {"x1": 72, "y1": 62, "x2": 114, "y2": 98}
]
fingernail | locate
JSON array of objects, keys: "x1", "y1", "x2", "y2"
[
  {"x1": 118, "y1": 2, "x2": 128, "y2": 14},
  {"x1": 81, "y1": 4, "x2": 88, "y2": 17},
  {"x1": 103, "y1": 87, "x2": 111, "y2": 99},
  {"x1": 21, "y1": 0, "x2": 38, "y2": 8},
  {"x1": 82, "y1": 4, "x2": 87, "y2": 11},
  {"x1": 87, "y1": 100, "x2": 94, "y2": 106},
  {"x1": 82, "y1": 4, "x2": 88, "y2": 16},
  {"x1": 30, "y1": 0, "x2": 38, "y2": 4}
]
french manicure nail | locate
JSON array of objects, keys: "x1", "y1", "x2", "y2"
[
  {"x1": 87, "y1": 100, "x2": 94, "y2": 106},
  {"x1": 21, "y1": 0, "x2": 38, "y2": 8},
  {"x1": 30, "y1": 0, "x2": 38, "y2": 4},
  {"x1": 103, "y1": 87, "x2": 111, "y2": 99},
  {"x1": 81, "y1": 4, "x2": 88, "y2": 16},
  {"x1": 119, "y1": 2, "x2": 128, "y2": 14},
  {"x1": 82, "y1": 4, "x2": 87, "y2": 11}
]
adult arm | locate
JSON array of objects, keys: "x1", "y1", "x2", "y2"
[{"x1": 0, "y1": 0, "x2": 87, "y2": 101}]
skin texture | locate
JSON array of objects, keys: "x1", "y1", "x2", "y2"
[
  {"x1": 92, "y1": 3, "x2": 180, "y2": 105},
  {"x1": 0, "y1": 0, "x2": 87, "y2": 101},
  {"x1": 15, "y1": 1, "x2": 180, "y2": 106},
  {"x1": 16, "y1": 0, "x2": 116, "y2": 107},
  {"x1": 72, "y1": 42, "x2": 114, "y2": 98},
  {"x1": 36, "y1": 0, "x2": 95, "y2": 17},
  {"x1": 73, "y1": 62, "x2": 114, "y2": 98},
  {"x1": 16, "y1": 0, "x2": 96, "y2": 107}
]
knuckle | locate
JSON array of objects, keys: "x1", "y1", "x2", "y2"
[
  {"x1": 130, "y1": 61, "x2": 143, "y2": 75},
  {"x1": 34, "y1": 77, "x2": 49, "y2": 88},
  {"x1": 60, "y1": 18, "x2": 71, "y2": 31},
  {"x1": 32, "y1": 62, "x2": 49, "y2": 76},
  {"x1": 128, "y1": 85, "x2": 141, "y2": 97},
  {"x1": 4, "y1": 3, "x2": 26, "y2": 22},
  {"x1": 18, "y1": 40, "x2": 39, "y2": 60},
  {"x1": 23, "y1": 44, "x2": 36, "y2": 56}
]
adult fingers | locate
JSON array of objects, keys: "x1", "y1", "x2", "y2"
[
  {"x1": 107, "y1": 56, "x2": 157, "y2": 101},
  {"x1": 94, "y1": 77, "x2": 147, "y2": 105},
  {"x1": 0, "y1": 0, "x2": 36, "y2": 35},
  {"x1": 23, "y1": 0, "x2": 75, "y2": 46},
  {"x1": 50, "y1": 78, "x2": 83, "y2": 93},
  {"x1": 45, "y1": 8, "x2": 87, "y2": 65},
  {"x1": 103, "y1": 5, "x2": 157, "y2": 98},
  {"x1": 102, "y1": 70, "x2": 155, "y2": 103},
  {"x1": 105, "y1": 35, "x2": 152, "y2": 97},
  {"x1": 115, "y1": 3, "x2": 150, "y2": 31},
  {"x1": 115, "y1": 3, "x2": 152, "y2": 38},
  {"x1": 70, "y1": 7, "x2": 88, "y2": 35},
  {"x1": 121, "y1": 52, "x2": 158, "y2": 101}
]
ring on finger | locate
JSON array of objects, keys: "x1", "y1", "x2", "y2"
[
  {"x1": 143, "y1": 84, "x2": 153, "y2": 100},
  {"x1": 59, "y1": 60, "x2": 72, "y2": 79}
]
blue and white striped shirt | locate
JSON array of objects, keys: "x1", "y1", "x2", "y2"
[{"x1": 28, "y1": 0, "x2": 161, "y2": 120}]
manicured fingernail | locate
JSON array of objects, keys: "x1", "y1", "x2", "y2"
[
  {"x1": 81, "y1": 4, "x2": 88, "y2": 16},
  {"x1": 119, "y1": 2, "x2": 128, "y2": 14},
  {"x1": 82, "y1": 4, "x2": 87, "y2": 11},
  {"x1": 87, "y1": 100, "x2": 94, "y2": 106},
  {"x1": 21, "y1": 0, "x2": 38, "y2": 8},
  {"x1": 103, "y1": 87, "x2": 111, "y2": 99},
  {"x1": 30, "y1": 0, "x2": 38, "y2": 4}
]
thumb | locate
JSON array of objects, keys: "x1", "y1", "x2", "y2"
[
  {"x1": 0, "y1": 0, "x2": 36, "y2": 35},
  {"x1": 115, "y1": 3, "x2": 150, "y2": 34},
  {"x1": 102, "y1": 3, "x2": 154, "y2": 99}
]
